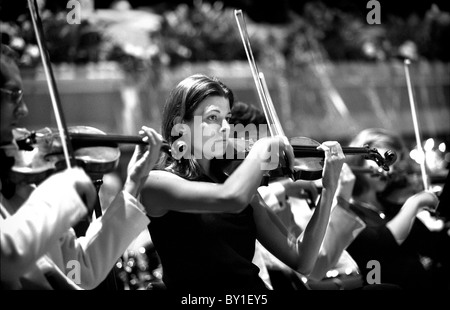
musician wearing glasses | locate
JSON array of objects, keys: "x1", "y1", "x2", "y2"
[
  {"x1": 0, "y1": 58, "x2": 27, "y2": 146},
  {"x1": 0, "y1": 44, "x2": 162, "y2": 290}
]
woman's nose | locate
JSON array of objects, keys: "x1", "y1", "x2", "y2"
[{"x1": 220, "y1": 119, "x2": 230, "y2": 133}]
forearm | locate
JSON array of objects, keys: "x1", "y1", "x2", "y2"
[
  {"x1": 308, "y1": 204, "x2": 365, "y2": 281},
  {"x1": 222, "y1": 156, "x2": 267, "y2": 207},
  {"x1": 386, "y1": 199, "x2": 420, "y2": 245},
  {"x1": 123, "y1": 178, "x2": 141, "y2": 198},
  {"x1": 296, "y1": 188, "x2": 333, "y2": 275},
  {"x1": 258, "y1": 194, "x2": 289, "y2": 237}
]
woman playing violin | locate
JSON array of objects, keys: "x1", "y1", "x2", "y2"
[
  {"x1": 140, "y1": 73, "x2": 346, "y2": 290},
  {"x1": 336, "y1": 128, "x2": 449, "y2": 289}
]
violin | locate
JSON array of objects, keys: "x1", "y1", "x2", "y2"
[
  {"x1": 22, "y1": 1, "x2": 176, "y2": 187},
  {"x1": 10, "y1": 126, "x2": 172, "y2": 185},
  {"x1": 221, "y1": 136, "x2": 396, "y2": 181},
  {"x1": 286, "y1": 136, "x2": 395, "y2": 180},
  {"x1": 10, "y1": 126, "x2": 120, "y2": 184},
  {"x1": 232, "y1": 10, "x2": 397, "y2": 182}
]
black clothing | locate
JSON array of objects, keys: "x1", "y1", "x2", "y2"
[
  {"x1": 347, "y1": 202, "x2": 450, "y2": 289},
  {"x1": 148, "y1": 205, "x2": 268, "y2": 291}
]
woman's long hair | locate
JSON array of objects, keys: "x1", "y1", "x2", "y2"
[{"x1": 158, "y1": 74, "x2": 234, "y2": 180}]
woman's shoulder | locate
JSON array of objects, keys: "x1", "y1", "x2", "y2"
[
  {"x1": 146, "y1": 170, "x2": 188, "y2": 191},
  {"x1": 148, "y1": 169, "x2": 182, "y2": 181}
]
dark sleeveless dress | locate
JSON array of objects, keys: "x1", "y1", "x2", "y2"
[
  {"x1": 346, "y1": 202, "x2": 436, "y2": 289},
  {"x1": 148, "y1": 204, "x2": 268, "y2": 291}
]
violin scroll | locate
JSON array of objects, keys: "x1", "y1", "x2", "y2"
[{"x1": 364, "y1": 146, "x2": 397, "y2": 172}]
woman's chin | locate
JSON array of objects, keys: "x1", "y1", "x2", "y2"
[{"x1": 212, "y1": 142, "x2": 229, "y2": 158}]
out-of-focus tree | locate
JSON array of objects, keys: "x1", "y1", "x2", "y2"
[
  {"x1": 156, "y1": 0, "x2": 250, "y2": 66},
  {"x1": 1, "y1": 0, "x2": 449, "y2": 67}
]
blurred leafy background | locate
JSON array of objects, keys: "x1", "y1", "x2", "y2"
[
  {"x1": 1, "y1": 0, "x2": 449, "y2": 157},
  {"x1": 2, "y1": 0, "x2": 449, "y2": 67}
]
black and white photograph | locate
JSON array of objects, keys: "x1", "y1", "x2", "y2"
[{"x1": 1, "y1": 0, "x2": 449, "y2": 305}]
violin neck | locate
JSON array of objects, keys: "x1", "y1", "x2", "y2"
[
  {"x1": 69, "y1": 133, "x2": 171, "y2": 155},
  {"x1": 292, "y1": 146, "x2": 369, "y2": 158},
  {"x1": 342, "y1": 146, "x2": 371, "y2": 155},
  {"x1": 70, "y1": 133, "x2": 146, "y2": 145}
]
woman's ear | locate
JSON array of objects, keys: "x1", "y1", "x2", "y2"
[
  {"x1": 171, "y1": 138, "x2": 188, "y2": 160},
  {"x1": 170, "y1": 123, "x2": 190, "y2": 160}
]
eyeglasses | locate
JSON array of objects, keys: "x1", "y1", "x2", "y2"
[{"x1": 1, "y1": 88, "x2": 24, "y2": 106}]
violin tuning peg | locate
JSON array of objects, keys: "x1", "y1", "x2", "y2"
[{"x1": 384, "y1": 150, "x2": 397, "y2": 167}]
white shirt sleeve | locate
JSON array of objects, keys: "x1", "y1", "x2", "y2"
[
  {"x1": 1, "y1": 174, "x2": 87, "y2": 282},
  {"x1": 56, "y1": 190, "x2": 150, "y2": 289}
]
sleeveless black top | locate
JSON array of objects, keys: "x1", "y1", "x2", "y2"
[
  {"x1": 148, "y1": 194, "x2": 267, "y2": 291},
  {"x1": 347, "y1": 202, "x2": 433, "y2": 289}
]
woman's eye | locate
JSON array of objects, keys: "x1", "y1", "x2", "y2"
[{"x1": 208, "y1": 115, "x2": 218, "y2": 121}]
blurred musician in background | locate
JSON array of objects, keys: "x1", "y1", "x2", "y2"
[{"x1": 335, "y1": 128, "x2": 449, "y2": 289}]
